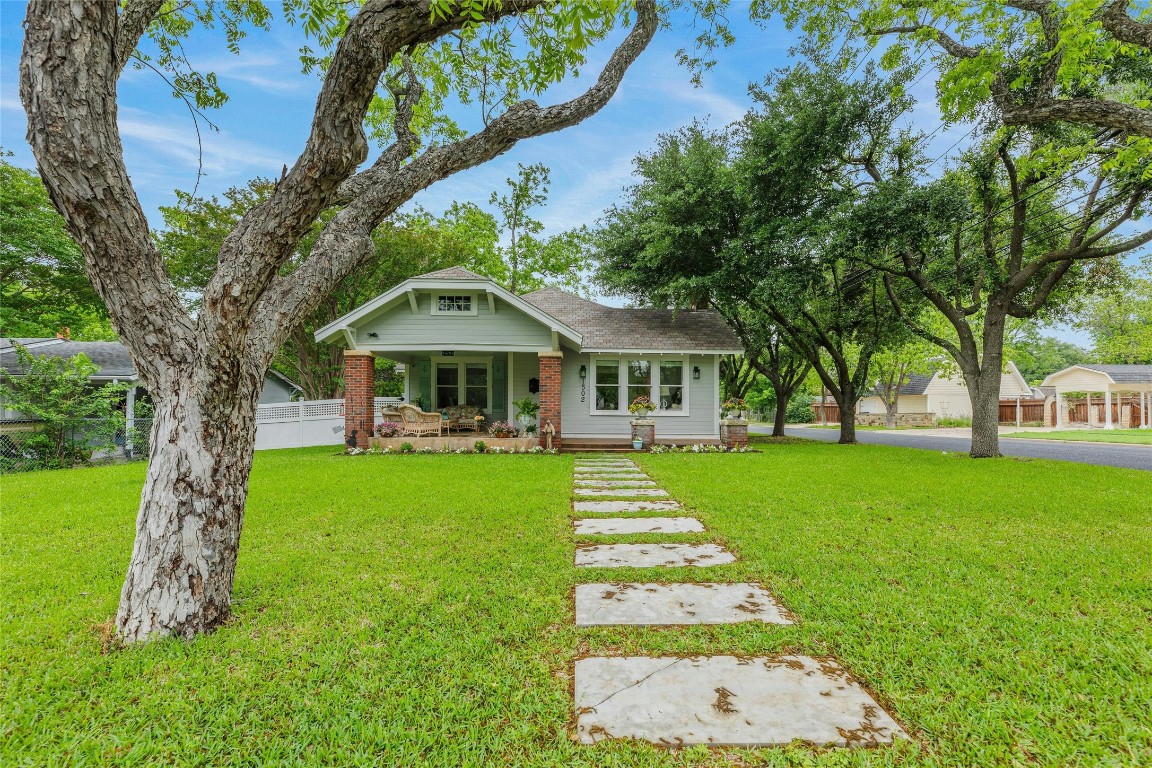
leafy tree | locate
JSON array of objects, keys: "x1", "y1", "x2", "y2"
[
  {"x1": 0, "y1": 344, "x2": 125, "y2": 470},
  {"x1": 853, "y1": 131, "x2": 1150, "y2": 456},
  {"x1": 0, "y1": 160, "x2": 113, "y2": 339},
  {"x1": 489, "y1": 163, "x2": 591, "y2": 294},
  {"x1": 748, "y1": 1, "x2": 1152, "y2": 148},
  {"x1": 596, "y1": 67, "x2": 914, "y2": 444},
  {"x1": 868, "y1": 338, "x2": 936, "y2": 428},
  {"x1": 20, "y1": 0, "x2": 659, "y2": 643},
  {"x1": 1073, "y1": 255, "x2": 1152, "y2": 364},
  {"x1": 1007, "y1": 327, "x2": 1091, "y2": 383}
]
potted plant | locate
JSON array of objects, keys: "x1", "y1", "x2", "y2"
[
  {"x1": 512, "y1": 396, "x2": 539, "y2": 431},
  {"x1": 488, "y1": 420, "x2": 518, "y2": 439},
  {"x1": 628, "y1": 395, "x2": 656, "y2": 419},
  {"x1": 632, "y1": 438, "x2": 644, "y2": 450},
  {"x1": 375, "y1": 421, "x2": 402, "y2": 437},
  {"x1": 721, "y1": 397, "x2": 746, "y2": 420}
]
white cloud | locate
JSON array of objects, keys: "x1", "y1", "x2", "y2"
[{"x1": 117, "y1": 108, "x2": 288, "y2": 178}]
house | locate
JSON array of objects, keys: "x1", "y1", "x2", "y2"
[
  {"x1": 0, "y1": 338, "x2": 301, "y2": 422},
  {"x1": 856, "y1": 362, "x2": 1034, "y2": 419},
  {"x1": 1041, "y1": 364, "x2": 1152, "y2": 429},
  {"x1": 314, "y1": 267, "x2": 744, "y2": 448}
]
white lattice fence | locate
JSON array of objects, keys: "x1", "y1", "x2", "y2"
[{"x1": 255, "y1": 397, "x2": 401, "y2": 450}]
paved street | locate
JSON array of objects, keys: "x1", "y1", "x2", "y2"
[{"x1": 758, "y1": 426, "x2": 1152, "y2": 471}]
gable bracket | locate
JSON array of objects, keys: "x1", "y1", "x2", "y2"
[{"x1": 407, "y1": 290, "x2": 418, "y2": 314}]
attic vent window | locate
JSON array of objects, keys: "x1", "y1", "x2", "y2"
[{"x1": 434, "y1": 294, "x2": 475, "y2": 315}]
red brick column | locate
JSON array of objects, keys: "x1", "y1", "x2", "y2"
[
  {"x1": 538, "y1": 351, "x2": 563, "y2": 450},
  {"x1": 720, "y1": 420, "x2": 749, "y2": 449},
  {"x1": 344, "y1": 350, "x2": 375, "y2": 449}
]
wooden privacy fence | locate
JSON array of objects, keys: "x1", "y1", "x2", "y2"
[
  {"x1": 1060, "y1": 396, "x2": 1144, "y2": 428},
  {"x1": 810, "y1": 402, "x2": 841, "y2": 423},
  {"x1": 998, "y1": 399, "x2": 1047, "y2": 424}
]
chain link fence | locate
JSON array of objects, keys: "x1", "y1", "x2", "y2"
[{"x1": 0, "y1": 418, "x2": 152, "y2": 474}]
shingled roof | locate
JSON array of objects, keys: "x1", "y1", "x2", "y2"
[
  {"x1": 414, "y1": 266, "x2": 488, "y2": 280},
  {"x1": 522, "y1": 287, "x2": 742, "y2": 352},
  {"x1": 0, "y1": 339, "x2": 137, "y2": 378},
  {"x1": 1076, "y1": 364, "x2": 1152, "y2": 383}
]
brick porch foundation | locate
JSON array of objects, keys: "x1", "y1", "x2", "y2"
[
  {"x1": 538, "y1": 351, "x2": 563, "y2": 450},
  {"x1": 343, "y1": 349, "x2": 375, "y2": 449}
]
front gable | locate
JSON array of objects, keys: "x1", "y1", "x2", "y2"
[{"x1": 315, "y1": 274, "x2": 582, "y2": 352}]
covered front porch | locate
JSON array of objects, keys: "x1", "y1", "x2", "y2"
[{"x1": 341, "y1": 348, "x2": 563, "y2": 449}]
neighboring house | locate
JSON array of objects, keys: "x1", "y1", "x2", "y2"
[
  {"x1": 1042, "y1": 364, "x2": 1152, "y2": 429},
  {"x1": 0, "y1": 338, "x2": 301, "y2": 421},
  {"x1": 315, "y1": 267, "x2": 743, "y2": 447},
  {"x1": 856, "y1": 362, "x2": 1034, "y2": 418}
]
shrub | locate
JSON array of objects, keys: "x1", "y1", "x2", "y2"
[
  {"x1": 937, "y1": 416, "x2": 973, "y2": 427},
  {"x1": 473, "y1": 440, "x2": 486, "y2": 453},
  {"x1": 399, "y1": 442, "x2": 414, "y2": 453},
  {"x1": 786, "y1": 394, "x2": 814, "y2": 424},
  {"x1": 0, "y1": 344, "x2": 127, "y2": 472}
]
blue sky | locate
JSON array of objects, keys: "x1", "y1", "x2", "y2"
[{"x1": 0, "y1": 2, "x2": 1092, "y2": 344}]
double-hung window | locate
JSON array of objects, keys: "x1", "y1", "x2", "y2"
[{"x1": 591, "y1": 358, "x2": 688, "y2": 415}]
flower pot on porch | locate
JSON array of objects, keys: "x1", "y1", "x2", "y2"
[{"x1": 632, "y1": 439, "x2": 644, "y2": 450}]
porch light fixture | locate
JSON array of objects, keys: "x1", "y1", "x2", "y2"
[
  {"x1": 693, "y1": 366, "x2": 701, "y2": 380},
  {"x1": 366, "y1": 332, "x2": 379, "y2": 338},
  {"x1": 579, "y1": 365, "x2": 587, "y2": 380}
]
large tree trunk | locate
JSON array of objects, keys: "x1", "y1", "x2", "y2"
[
  {"x1": 836, "y1": 385, "x2": 858, "y2": 445},
  {"x1": 967, "y1": 306, "x2": 1007, "y2": 458},
  {"x1": 884, "y1": 397, "x2": 897, "y2": 429},
  {"x1": 116, "y1": 374, "x2": 261, "y2": 642},
  {"x1": 769, "y1": 382, "x2": 787, "y2": 435}
]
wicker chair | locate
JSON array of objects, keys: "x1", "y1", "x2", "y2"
[{"x1": 397, "y1": 404, "x2": 443, "y2": 437}]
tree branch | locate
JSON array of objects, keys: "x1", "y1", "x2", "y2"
[
  {"x1": 115, "y1": 0, "x2": 165, "y2": 73},
  {"x1": 248, "y1": 0, "x2": 660, "y2": 363},
  {"x1": 1102, "y1": 0, "x2": 1152, "y2": 49}
]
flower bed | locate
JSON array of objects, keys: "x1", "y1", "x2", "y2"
[{"x1": 364, "y1": 436, "x2": 543, "y2": 453}]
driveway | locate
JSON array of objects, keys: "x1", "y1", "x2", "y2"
[{"x1": 756, "y1": 425, "x2": 1152, "y2": 472}]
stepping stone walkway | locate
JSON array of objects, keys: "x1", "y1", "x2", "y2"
[{"x1": 568, "y1": 455, "x2": 906, "y2": 750}]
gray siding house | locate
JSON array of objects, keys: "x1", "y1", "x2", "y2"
[{"x1": 315, "y1": 267, "x2": 743, "y2": 447}]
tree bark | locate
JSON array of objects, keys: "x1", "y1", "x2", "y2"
[
  {"x1": 966, "y1": 305, "x2": 1008, "y2": 458},
  {"x1": 116, "y1": 373, "x2": 261, "y2": 641},
  {"x1": 836, "y1": 384, "x2": 858, "y2": 445}
]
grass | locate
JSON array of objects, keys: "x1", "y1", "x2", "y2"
[
  {"x1": 1002, "y1": 429, "x2": 1152, "y2": 445},
  {"x1": 3, "y1": 443, "x2": 1151, "y2": 766}
]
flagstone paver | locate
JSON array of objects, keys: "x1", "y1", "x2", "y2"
[
  {"x1": 574, "y1": 500, "x2": 684, "y2": 514},
  {"x1": 574, "y1": 655, "x2": 906, "y2": 747},
  {"x1": 574, "y1": 479, "x2": 657, "y2": 487},
  {"x1": 575, "y1": 488, "x2": 669, "y2": 497},
  {"x1": 576, "y1": 543, "x2": 735, "y2": 568},
  {"x1": 574, "y1": 583, "x2": 791, "y2": 626},
  {"x1": 573, "y1": 517, "x2": 705, "y2": 535}
]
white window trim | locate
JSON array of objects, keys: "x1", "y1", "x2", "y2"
[
  {"x1": 589, "y1": 355, "x2": 690, "y2": 417},
  {"x1": 431, "y1": 292, "x2": 479, "y2": 316},
  {"x1": 432, "y1": 356, "x2": 493, "y2": 411}
]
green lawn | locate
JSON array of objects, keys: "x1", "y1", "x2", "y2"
[
  {"x1": 3, "y1": 443, "x2": 1151, "y2": 766},
  {"x1": 1003, "y1": 429, "x2": 1152, "y2": 445}
]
